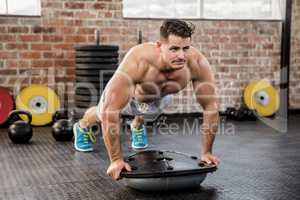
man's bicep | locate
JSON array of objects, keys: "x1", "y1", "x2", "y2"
[
  {"x1": 193, "y1": 80, "x2": 217, "y2": 110},
  {"x1": 193, "y1": 57, "x2": 218, "y2": 109}
]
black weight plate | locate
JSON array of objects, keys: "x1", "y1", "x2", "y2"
[
  {"x1": 75, "y1": 45, "x2": 119, "y2": 51},
  {"x1": 76, "y1": 91, "x2": 104, "y2": 97},
  {"x1": 76, "y1": 51, "x2": 118, "y2": 58},
  {"x1": 76, "y1": 69, "x2": 115, "y2": 76},
  {"x1": 76, "y1": 63, "x2": 118, "y2": 70},
  {"x1": 75, "y1": 83, "x2": 103, "y2": 90},
  {"x1": 76, "y1": 57, "x2": 118, "y2": 64},
  {"x1": 76, "y1": 70, "x2": 101, "y2": 76},
  {"x1": 75, "y1": 82, "x2": 111, "y2": 90},
  {"x1": 75, "y1": 101, "x2": 98, "y2": 108},
  {"x1": 75, "y1": 88, "x2": 102, "y2": 96},
  {"x1": 76, "y1": 76, "x2": 112, "y2": 83},
  {"x1": 75, "y1": 95, "x2": 100, "y2": 102}
]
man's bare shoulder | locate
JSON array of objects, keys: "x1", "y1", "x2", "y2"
[
  {"x1": 188, "y1": 46, "x2": 213, "y2": 80},
  {"x1": 117, "y1": 43, "x2": 156, "y2": 82},
  {"x1": 120, "y1": 43, "x2": 156, "y2": 65},
  {"x1": 129, "y1": 42, "x2": 157, "y2": 61},
  {"x1": 188, "y1": 46, "x2": 207, "y2": 65}
]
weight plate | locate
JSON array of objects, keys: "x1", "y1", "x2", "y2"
[
  {"x1": 76, "y1": 63, "x2": 118, "y2": 70},
  {"x1": 16, "y1": 85, "x2": 61, "y2": 126},
  {"x1": 0, "y1": 87, "x2": 14, "y2": 125},
  {"x1": 75, "y1": 92, "x2": 103, "y2": 97},
  {"x1": 244, "y1": 81, "x2": 258, "y2": 109},
  {"x1": 75, "y1": 83, "x2": 111, "y2": 92},
  {"x1": 75, "y1": 45, "x2": 119, "y2": 51},
  {"x1": 76, "y1": 76, "x2": 112, "y2": 83},
  {"x1": 75, "y1": 101, "x2": 98, "y2": 108},
  {"x1": 75, "y1": 95, "x2": 100, "y2": 102},
  {"x1": 76, "y1": 70, "x2": 115, "y2": 77},
  {"x1": 76, "y1": 51, "x2": 118, "y2": 58},
  {"x1": 75, "y1": 84, "x2": 102, "y2": 90},
  {"x1": 75, "y1": 88, "x2": 101, "y2": 95},
  {"x1": 76, "y1": 70, "x2": 100, "y2": 76},
  {"x1": 75, "y1": 57, "x2": 118, "y2": 64},
  {"x1": 243, "y1": 80, "x2": 279, "y2": 117}
]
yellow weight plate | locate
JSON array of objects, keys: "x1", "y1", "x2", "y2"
[
  {"x1": 16, "y1": 85, "x2": 61, "y2": 126},
  {"x1": 244, "y1": 80, "x2": 260, "y2": 109},
  {"x1": 243, "y1": 80, "x2": 279, "y2": 117}
]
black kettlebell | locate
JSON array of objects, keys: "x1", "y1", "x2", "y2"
[
  {"x1": 225, "y1": 107, "x2": 236, "y2": 120},
  {"x1": 7, "y1": 110, "x2": 33, "y2": 144},
  {"x1": 52, "y1": 110, "x2": 75, "y2": 141},
  {"x1": 235, "y1": 108, "x2": 246, "y2": 121}
]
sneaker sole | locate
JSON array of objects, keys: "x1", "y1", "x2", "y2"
[
  {"x1": 73, "y1": 123, "x2": 93, "y2": 152},
  {"x1": 131, "y1": 143, "x2": 149, "y2": 150}
]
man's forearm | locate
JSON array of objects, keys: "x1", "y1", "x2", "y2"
[
  {"x1": 101, "y1": 113, "x2": 123, "y2": 162},
  {"x1": 201, "y1": 109, "x2": 219, "y2": 154}
]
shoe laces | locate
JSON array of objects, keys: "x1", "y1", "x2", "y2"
[
  {"x1": 83, "y1": 129, "x2": 97, "y2": 144},
  {"x1": 131, "y1": 124, "x2": 144, "y2": 133}
]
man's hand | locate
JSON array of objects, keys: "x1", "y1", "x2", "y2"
[
  {"x1": 106, "y1": 159, "x2": 131, "y2": 180},
  {"x1": 201, "y1": 152, "x2": 220, "y2": 166}
]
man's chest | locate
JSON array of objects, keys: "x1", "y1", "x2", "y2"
[{"x1": 138, "y1": 66, "x2": 192, "y2": 95}]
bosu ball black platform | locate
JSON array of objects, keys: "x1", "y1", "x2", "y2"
[{"x1": 120, "y1": 150, "x2": 217, "y2": 192}]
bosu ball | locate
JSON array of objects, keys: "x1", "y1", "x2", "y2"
[{"x1": 120, "y1": 150, "x2": 217, "y2": 192}]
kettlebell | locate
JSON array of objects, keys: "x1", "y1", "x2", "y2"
[
  {"x1": 52, "y1": 110, "x2": 75, "y2": 141},
  {"x1": 7, "y1": 110, "x2": 33, "y2": 144}
]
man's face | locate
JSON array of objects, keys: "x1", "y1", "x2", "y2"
[{"x1": 158, "y1": 34, "x2": 191, "y2": 72}]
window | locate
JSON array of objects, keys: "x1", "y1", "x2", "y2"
[
  {"x1": 123, "y1": 0, "x2": 286, "y2": 20},
  {"x1": 0, "y1": 0, "x2": 41, "y2": 16},
  {"x1": 123, "y1": 0, "x2": 201, "y2": 19},
  {"x1": 0, "y1": 0, "x2": 6, "y2": 14},
  {"x1": 203, "y1": 0, "x2": 285, "y2": 20}
]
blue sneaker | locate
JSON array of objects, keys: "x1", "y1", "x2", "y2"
[
  {"x1": 131, "y1": 124, "x2": 148, "y2": 149},
  {"x1": 73, "y1": 122, "x2": 96, "y2": 152}
]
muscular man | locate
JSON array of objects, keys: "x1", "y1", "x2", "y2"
[{"x1": 73, "y1": 19, "x2": 220, "y2": 180}]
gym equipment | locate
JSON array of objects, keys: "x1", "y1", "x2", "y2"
[
  {"x1": 224, "y1": 106, "x2": 256, "y2": 121},
  {"x1": 76, "y1": 51, "x2": 118, "y2": 58},
  {"x1": 75, "y1": 64, "x2": 118, "y2": 70},
  {"x1": 120, "y1": 150, "x2": 217, "y2": 192},
  {"x1": 7, "y1": 110, "x2": 33, "y2": 144},
  {"x1": 75, "y1": 101, "x2": 98, "y2": 108},
  {"x1": 76, "y1": 57, "x2": 118, "y2": 64},
  {"x1": 75, "y1": 95, "x2": 100, "y2": 102},
  {"x1": 16, "y1": 85, "x2": 61, "y2": 126},
  {"x1": 75, "y1": 88, "x2": 98, "y2": 96},
  {"x1": 75, "y1": 43, "x2": 119, "y2": 116},
  {"x1": 76, "y1": 69, "x2": 103, "y2": 76},
  {"x1": 138, "y1": 30, "x2": 142, "y2": 44},
  {"x1": 90, "y1": 123, "x2": 102, "y2": 136},
  {"x1": 52, "y1": 110, "x2": 75, "y2": 141},
  {"x1": 75, "y1": 45, "x2": 119, "y2": 51},
  {"x1": 244, "y1": 80, "x2": 279, "y2": 117},
  {"x1": 0, "y1": 87, "x2": 14, "y2": 125},
  {"x1": 76, "y1": 76, "x2": 112, "y2": 83}
]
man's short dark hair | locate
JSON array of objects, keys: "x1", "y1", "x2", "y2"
[{"x1": 160, "y1": 19, "x2": 195, "y2": 40}]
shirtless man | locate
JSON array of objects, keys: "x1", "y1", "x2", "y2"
[{"x1": 73, "y1": 19, "x2": 220, "y2": 180}]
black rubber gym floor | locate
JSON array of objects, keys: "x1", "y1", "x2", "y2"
[{"x1": 0, "y1": 115, "x2": 300, "y2": 200}]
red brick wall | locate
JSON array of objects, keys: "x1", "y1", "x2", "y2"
[
  {"x1": 290, "y1": 0, "x2": 300, "y2": 109},
  {"x1": 0, "y1": 0, "x2": 299, "y2": 112}
]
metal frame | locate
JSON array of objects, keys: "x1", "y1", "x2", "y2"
[{"x1": 280, "y1": 0, "x2": 292, "y2": 116}]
